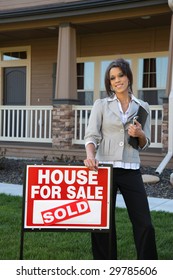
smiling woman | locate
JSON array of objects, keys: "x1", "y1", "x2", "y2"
[{"x1": 84, "y1": 58, "x2": 158, "y2": 260}]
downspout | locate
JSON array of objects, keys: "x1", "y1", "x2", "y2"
[{"x1": 156, "y1": 0, "x2": 173, "y2": 174}]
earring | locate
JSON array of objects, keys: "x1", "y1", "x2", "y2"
[{"x1": 128, "y1": 84, "x2": 132, "y2": 94}]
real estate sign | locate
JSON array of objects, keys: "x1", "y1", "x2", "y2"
[{"x1": 23, "y1": 165, "x2": 112, "y2": 230}]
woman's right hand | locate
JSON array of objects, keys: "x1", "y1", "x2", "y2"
[{"x1": 83, "y1": 158, "x2": 99, "y2": 171}]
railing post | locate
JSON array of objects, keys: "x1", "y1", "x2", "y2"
[{"x1": 162, "y1": 97, "x2": 169, "y2": 153}]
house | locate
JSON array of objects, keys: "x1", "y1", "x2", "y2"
[{"x1": 0, "y1": 0, "x2": 173, "y2": 169}]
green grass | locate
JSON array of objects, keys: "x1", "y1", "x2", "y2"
[{"x1": 0, "y1": 193, "x2": 173, "y2": 260}]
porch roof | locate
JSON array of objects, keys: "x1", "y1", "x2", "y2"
[{"x1": 0, "y1": 0, "x2": 169, "y2": 23}]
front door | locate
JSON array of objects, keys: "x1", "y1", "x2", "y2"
[
  {"x1": 3, "y1": 67, "x2": 26, "y2": 105},
  {"x1": 3, "y1": 67, "x2": 26, "y2": 137}
]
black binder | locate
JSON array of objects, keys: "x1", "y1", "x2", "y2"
[{"x1": 128, "y1": 105, "x2": 148, "y2": 150}]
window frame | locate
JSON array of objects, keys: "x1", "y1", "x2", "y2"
[
  {"x1": 0, "y1": 46, "x2": 31, "y2": 105},
  {"x1": 77, "y1": 52, "x2": 168, "y2": 105}
]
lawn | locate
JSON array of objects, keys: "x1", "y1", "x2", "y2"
[{"x1": 0, "y1": 193, "x2": 173, "y2": 260}]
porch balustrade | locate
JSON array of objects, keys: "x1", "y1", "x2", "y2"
[
  {"x1": 72, "y1": 105, "x2": 163, "y2": 148},
  {"x1": 0, "y1": 105, "x2": 163, "y2": 148},
  {"x1": 0, "y1": 106, "x2": 52, "y2": 143}
]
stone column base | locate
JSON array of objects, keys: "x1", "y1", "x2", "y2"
[{"x1": 52, "y1": 104, "x2": 74, "y2": 150}]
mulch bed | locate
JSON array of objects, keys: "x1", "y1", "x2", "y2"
[{"x1": 0, "y1": 158, "x2": 173, "y2": 199}]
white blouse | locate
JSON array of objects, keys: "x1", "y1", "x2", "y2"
[
  {"x1": 99, "y1": 97, "x2": 140, "y2": 169},
  {"x1": 85, "y1": 95, "x2": 145, "y2": 169}
]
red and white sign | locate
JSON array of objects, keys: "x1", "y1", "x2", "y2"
[{"x1": 24, "y1": 165, "x2": 112, "y2": 229}]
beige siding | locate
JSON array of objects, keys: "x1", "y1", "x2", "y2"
[
  {"x1": 0, "y1": 38, "x2": 58, "y2": 106},
  {"x1": 77, "y1": 26, "x2": 170, "y2": 57},
  {"x1": 31, "y1": 38, "x2": 58, "y2": 105},
  {"x1": 0, "y1": 24, "x2": 170, "y2": 106},
  {"x1": 29, "y1": 26, "x2": 169, "y2": 106}
]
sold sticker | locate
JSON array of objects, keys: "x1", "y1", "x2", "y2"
[{"x1": 41, "y1": 198, "x2": 90, "y2": 225}]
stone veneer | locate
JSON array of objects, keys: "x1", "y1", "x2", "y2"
[{"x1": 52, "y1": 104, "x2": 74, "y2": 149}]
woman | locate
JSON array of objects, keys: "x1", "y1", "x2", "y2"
[{"x1": 84, "y1": 58, "x2": 158, "y2": 260}]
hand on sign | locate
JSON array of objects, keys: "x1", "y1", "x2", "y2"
[{"x1": 84, "y1": 158, "x2": 99, "y2": 171}]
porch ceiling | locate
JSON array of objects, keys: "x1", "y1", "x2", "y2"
[
  {"x1": 76, "y1": 12, "x2": 171, "y2": 34},
  {"x1": 0, "y1": 12, "x2": 171, "y2": 42}
]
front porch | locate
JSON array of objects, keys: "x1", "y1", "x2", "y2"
[{"x1": 0, "y1": 104, "x2": 171, "y2": 169}]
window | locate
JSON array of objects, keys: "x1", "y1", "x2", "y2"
[
  {"x1": 142, "y1": 58, "x2": 156, "y2": 88},
  {"x1": 2, "y1": 51, "x2": 27, "y2": 61},
  {"x1": 77, "y1": 62, "x2": 94, "y2": 105},
  {"x1": 138, "y1": 57, "x2": 168, "y2": 105},
  {"x1": 52, "y1": 62, "x2": 94, "y2": 104}
]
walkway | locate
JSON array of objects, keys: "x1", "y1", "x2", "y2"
[{"x1": 0, "y1": 182, "x2": 173, "y2": 213}]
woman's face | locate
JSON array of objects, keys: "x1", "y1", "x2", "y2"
[{"x1": 109, "y1": 67, "x2": 129, "y2": 95}]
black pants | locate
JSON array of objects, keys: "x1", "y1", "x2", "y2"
[{"x1": 91, "y1": 168, "x2": 158, "y2": 260}]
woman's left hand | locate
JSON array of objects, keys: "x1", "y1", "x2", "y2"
[
  {"x1": 128, "y1": 120, "x2": 143, "y2": 138},
  {"x1": 128, "y1": 120, "x2": 148, "y2": 148}
]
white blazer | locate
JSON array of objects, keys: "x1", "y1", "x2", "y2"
[{"x1": 84, "y1": 95, "x2": 150, "y2": 164}]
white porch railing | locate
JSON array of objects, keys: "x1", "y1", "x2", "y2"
[
  {"x1": 0, "y1": 105, "x2": 163, "y2": 147},
  {"x1": 0, "y1": 106, "x2": 52, "y2": 143},
  {"x1": 150, "y1": 105, "x2": 163, "y2": 148},
  {"x1": 72, "y1": 105, "x2": 163, "y2": 148}
]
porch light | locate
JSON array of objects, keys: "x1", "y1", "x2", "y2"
[
  {"x1": 47, "y1": 26, "x2": 57, "y2": 30},
  {"x1": 141, "y1": 16, "x2": 151, "y2": 19}
]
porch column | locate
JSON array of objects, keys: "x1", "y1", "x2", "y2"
[
  {"x1": 161, "y1": 11, "x2": 173, "y2": 153},
  {"x1": 54, "y1": 22, "x2": 78, "y2": 104},
  {"x1": 52, "y1": 23, "x2": 78, "y2": 150}
]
